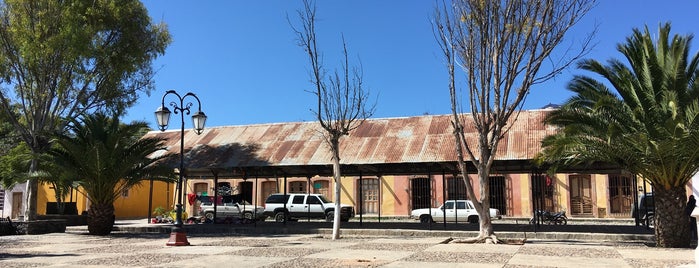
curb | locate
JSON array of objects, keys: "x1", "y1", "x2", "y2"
[{"x1": 107, "y1": 224, "x2": 655, "y2": 243}]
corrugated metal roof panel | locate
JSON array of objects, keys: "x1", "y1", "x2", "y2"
[{"x1": 144, "y1": 110, "x2": 556, "y2": 171}]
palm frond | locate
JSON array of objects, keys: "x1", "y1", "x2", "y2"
[
  {"x1": 49, "y1": 113, "x2": 174, "y2": 206},
  {"x1": 539, "y1": 23, "x2": 699, "y2": 188}
]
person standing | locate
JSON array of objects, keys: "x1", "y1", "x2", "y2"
[{"x1": 686, "y1": 195, "x2": 697, "y2": 244}]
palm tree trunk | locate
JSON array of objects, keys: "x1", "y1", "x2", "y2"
[
  {"x1": 654, "y1": 186, "x2": 691, "y2": 248},
  {"x1": 87, "y1": 203, "x2": 115, "y2": 236}
]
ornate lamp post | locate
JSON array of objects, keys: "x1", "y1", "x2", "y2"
[{"x1": 155, "y1": 90, "x2": 207, "y2": 246}]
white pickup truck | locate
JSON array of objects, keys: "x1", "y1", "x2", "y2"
[
  {"x1": 263, "y1": 193, "x2": 355, "y2": 222},
  {"x1": 410, "y1": 200, "x2": 501, "y2": 223}
]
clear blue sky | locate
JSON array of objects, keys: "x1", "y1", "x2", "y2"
[{"x1": 126, "y1": 1, "x2": 699, "y2": 129}]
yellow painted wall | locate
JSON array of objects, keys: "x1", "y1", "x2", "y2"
[
  {"x1": 114, "y1": 180, "x2": 172, "y2": 219},
  {"x1": 594, "y1": 174, "x2": 608, "y2": 217},
  {"x1": 380, "y1": 176, "x2": 395, "y2": 215},
  {"x1": 39, "y1": 180, "x2": 173, "y2": 219},
  {"x1": 38, "y1": 183, "x2": 88, "y2": 215},
  {"x1": 37, "y1": 183, "x2": 49, "y2": 215},
  {"x1": 555, "y1": 173, "x2": 570, "y2": 212},
  {"x1": 340, "y1": 176, "x2": 355, "y2": 205}
]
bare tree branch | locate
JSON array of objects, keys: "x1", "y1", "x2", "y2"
[
  {"x1": 433, "y1": 0, "x2": 596, "y2": 242},
  {"x1": 291, "y1": 0, "x2": 375, "y2": 240}
]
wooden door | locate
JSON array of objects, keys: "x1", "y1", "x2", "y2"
[
  {"x1": 609, "y1": 175, "x2": 633, "y2": 216},
  {"x1": 359, "y1": 178, "x2": 379, "y2": 214},
  {"x1": 289, "y1": 181, "x2": 307, "y2": 194},
  {"x1": 260, "y1": 181, "x2": 277, "y2": 205},
  {"x1": 312, "y1": 180, "x2": 329, "y2": 196},
  {"x1": 570, "y1": 175, "x2": 593, "y2": 215},
  {"x1": 11, "y1": 192, "x2": 22, "y2": 219}
]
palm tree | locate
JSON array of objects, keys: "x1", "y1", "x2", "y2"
[
  {"x1": 538, "y1": 23, "x2": 699, "y2": 248},
  {"x1": 50, "y1": 113, "x2": 174, "y2": 235}
]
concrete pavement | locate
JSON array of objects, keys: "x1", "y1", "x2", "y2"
[
  {"x1": 0, "y1": 218, "x2": 696, "y2": 267},
  {"x1": 0, "y1": 231, "x2": 696, "y2": 267}
]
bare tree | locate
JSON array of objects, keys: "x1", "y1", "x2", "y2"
[
  {"x1": 433, "y1": 0, "x2": 595, "y2": 243},
  {"x1": 291, "y1": 0, "x2": 375, "y2": 240}
]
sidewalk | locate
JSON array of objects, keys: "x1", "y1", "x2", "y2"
[
  {"x1": 0, "y1": 230, "x2": 695, "y2": 267},
  {"x1": 107, "y1": 217, "x2": 657, "y2": 243}
]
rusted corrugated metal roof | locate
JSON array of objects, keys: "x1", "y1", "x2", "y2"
[{"x1": 143, "y1": 109, "x2": 557, "y2": 176}]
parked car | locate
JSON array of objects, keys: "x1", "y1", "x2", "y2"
[
  {"x1": 631, "y1": 193, "x2": 654, "y2": 227},
  {"x1": 410, "y1": 200, "x2": 501, "y2": 223},
  {"x1": 198, "y1": 195, "x2": 266, "y2": 221},
  {"x1": 263, "y1": 193, "x2": 355, "y2": 222}
]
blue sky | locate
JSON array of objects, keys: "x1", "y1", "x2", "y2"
[{"x1": 127, "y1": 1, "x2": 699, "y2": 129}]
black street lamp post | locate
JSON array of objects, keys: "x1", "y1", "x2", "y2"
[{"x1": 155, "y1": 90, "x2": 207, "y2": 246}]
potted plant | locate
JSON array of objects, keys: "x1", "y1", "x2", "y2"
[{"x1": 152, "y1": 206, "x2": 167, "y2": 223}]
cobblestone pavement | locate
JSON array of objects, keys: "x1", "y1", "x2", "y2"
[{"x1": 0, "y1": 231, "x2": 696, "y2": 268}]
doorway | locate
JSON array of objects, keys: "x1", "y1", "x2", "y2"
[
  {"x1": 11, "y1": 192, "x2": 22, "y2": 219},
  {"x1": 312, "y1": 180, "x2": 330, "y2": 196},
  {"x1": 411, "y1": 178, "x2": 431, "y2": 210},
  {"x1": 193, "y1": 183, "x2": 208, "y2": 213},
  {"x1": 609, "y1": 175, "x2": 633, "y2": 216},
  {"x1": 358, "y1": 178, "x2": 379, "y2": 214},
  {"x1": 570, "y1": 175, "x2": 593, "y2": 215},
  {"x1": 238, "y1": 181, "x2": 253, "y2": 203},
  {"x1": 260, "y1": 181, "x2": 277, "y2": 204},
  {"x1": 489, "y1": 176, "x2": 507, "y2": 216}
]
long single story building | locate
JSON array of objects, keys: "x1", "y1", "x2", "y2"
[{"x1": 140, "y1": 108, "x2": 658, "y2": 220}]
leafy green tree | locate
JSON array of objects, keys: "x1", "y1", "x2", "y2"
[
  {"x1": 0, "y1": 142, "x2": 76, "y2": 214},
  {"x1": 0, "y1": 142, "x2": 30, "y2": 189},
  {"x1": 538, "y1": 23, "x2": 699, "y2": 248},
  {"x1": 0, "y1": 0, "x2": 171, "y2": 220},
  {"x1": 2, "y1": 105, "x2": 76, "y2": 213},
  {"x1": 0, "y1": 104, "x2": 23, "y2": 188},
  {"x1": 50, "y1": 113, "x2": 174, "y2": 235}
]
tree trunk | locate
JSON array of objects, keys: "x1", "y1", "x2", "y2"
[
  {"x1": 331, "y1": 137, "x2": 342, "y2": 240},
  {"x1": 654, "y1": 186, "x2": 691, "y2": 248},
  {"x1": 24, "y1": 158, "x2": 39, "y2": 221},
  {"x1": 478, "y1": 207, "x2": 494, "y2": 238},
  {"x1": 88, "y1": 203, "x2": 115, "y2": 236}
]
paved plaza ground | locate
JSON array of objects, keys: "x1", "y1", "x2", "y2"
[{"x1": 0, "y1": 220, "x2": 697, "y2": 268}]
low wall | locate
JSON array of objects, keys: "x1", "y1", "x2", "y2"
[
  {"x1": 36, "y1": 215, "x2": 87, "y2": 226},
  {"x1": 15, "y1": 219, "x2": 67, "y2": 235}
]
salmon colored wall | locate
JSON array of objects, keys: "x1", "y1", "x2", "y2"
[
  {"x1": 432, "y1": 174, "x2": 445, "y2": 207},
  {"x1": 175, "y1": 172, "x2": 657, "y2": 219},
  {"x1": 511, "y1": 174, "x2": 524, "y2": 216},
  {"x1": 380, "y1": 175, "x2": 410, "y2": 216}
]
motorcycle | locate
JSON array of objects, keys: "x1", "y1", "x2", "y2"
[{"x1": 529, "y1": 210, "x2": 567, "y2": 225}]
